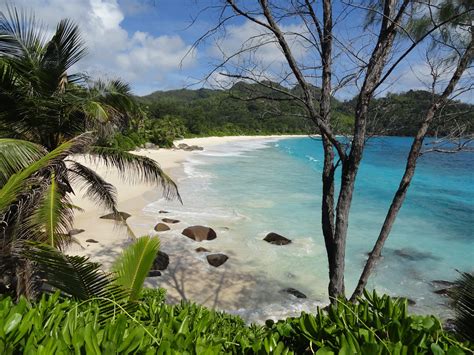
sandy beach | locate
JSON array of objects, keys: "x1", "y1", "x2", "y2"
[{"x1": 68, "y1": 135, "x2": 311, "y2": 321}]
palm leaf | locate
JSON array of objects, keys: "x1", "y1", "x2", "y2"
[
  {"x1": 112, "y1": 236, "x2": 160, "y2": 301},
  {"x1": 42, "y1": 18, "x2": 86, "y2": 75},
  {"x1": 29, "y1": 173, "x2": 74, "y2": 249},
  {"x1": 0, "y1": 6, "x2": 47, "y2": 59},
  {"x1": 23, "y1": 242, "x2": 125, "y2": 301},
  {"x1": 88, "y1": 146, "x2": 181, "y2": 202},
  {"x1": 0, "y1": 138, "x2": 47, "y2": 187},
  {"x1": 448, "y1": 272, "x2": 474, "y2": 341},
  {"x1": 0, "y1": 133, "x2": 93, "y2": 212},
  {"x1": 67, "y1": 161, "x2": 118, "y2": 212}
]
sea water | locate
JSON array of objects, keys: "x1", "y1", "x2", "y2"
[{"x1": 146, "y1": 137, "x2": 473, "y2": 321}]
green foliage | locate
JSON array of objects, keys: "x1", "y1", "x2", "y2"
[
  {"x1": 139, "y1": 85, "x2": 317, "y2": 137},
  {"x1": 269, "y1": 290, "x2": 471, "y2": 354},
  {"x1": 0, "y1": 290, "x2": 470, "y2": 354},
  {"x1": 342, "y1": 90, "x2": 474, "y2": 136},
  {"x1": 148, "y1": 115, "x2": 187, "y2": 148},
  {"x1": 112, "y1": 236, "x2": 160, "y2": 302},
  {"x1": 448, "y1": 272, "x2": 474, "y2": 341},
  {"x1": 139, "y1": 86, "x2": 474, "y2": 138}
]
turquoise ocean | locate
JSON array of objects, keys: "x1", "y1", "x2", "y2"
[{"x1": 146, "y1": 137, "x2": 473, "y2": 321}]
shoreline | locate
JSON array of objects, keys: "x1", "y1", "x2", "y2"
[{"x1": 68, "y1": 134, "x2": 313, "y2": 321}]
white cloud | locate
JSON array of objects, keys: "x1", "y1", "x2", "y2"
[{"x1": 0, "y1": 0, "x2": 197, "y2": 94}]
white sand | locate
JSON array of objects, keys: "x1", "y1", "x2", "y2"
[{"x1": 67, "y1": 135, "x2": 310, "y2": 318}]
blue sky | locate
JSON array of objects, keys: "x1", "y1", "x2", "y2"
[{"x1": 2, "y1": 0, "x2": 472, "y2": 102}]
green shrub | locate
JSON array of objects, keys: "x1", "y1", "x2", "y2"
[
  {"x1": 0, "y1": 290, "x2": 470, "y2": 354},
  {"x1": 269, "y1": 290, "x2": 472, "y2": 354},
  {"x1": 148, "y1": 115, "x2": 187, "y2": 148}
]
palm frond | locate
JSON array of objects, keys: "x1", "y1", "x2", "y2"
[
  {"x1": 449, "y1": 272, "x2": 474, "y2": 341},
  {"x1": 29, "y1": 173, "x2": 74, "y2": 249},
  {"x1": 24, "y1": 242, "x2": 125, "y2": 301},
  {"x1": 0, "y1": 133, "x2": 93, "y2": 212},
  {"x1": 88, "y1": 146, "x2": 181, "y2": 202},
  {"x1": 112, "y1": 236, "x2": 160, "y2": 301},
  {"x1": 42, "y1": 18, "x2": 86, "y2": 74},
  {"x1": 67, "y1": 161, "x2": 118, "y2": 212},
  {"x1": 0, "y1": 6, "x2": 47, "y2": 58},
  {"x1": 0, "y1": 138, "x2": 47, "y2": 187}
]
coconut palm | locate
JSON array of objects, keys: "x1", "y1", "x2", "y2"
[
  {"x1": 0, "y1": 8, "x2": 180, "y2": 299},
  {"x1": 0, "y1": 7, "x2": 179, "y2": 211},
  {"x1": 0, "y1": 134, "x2": 176, "y2": 299},
  {"x1": 0, "y1": 7, "x2": 136, "y2": 149}
]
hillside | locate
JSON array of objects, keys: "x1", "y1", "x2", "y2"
[{"x1": 139, "y1": 84, "x2": 473, "y2": 137}]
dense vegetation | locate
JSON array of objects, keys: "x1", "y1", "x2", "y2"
[
  {"x1": 137, "y1": 86, "x2": 474, "y2": 140},
  {"x1": 1, "y1": 290, "x2": 472, "y2": 354}
]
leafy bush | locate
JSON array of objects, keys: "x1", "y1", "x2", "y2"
[
  {"x1": 0, "y1": 291, "x2": 271, "y2": 354},
  {"x1": 269, "y1": 290, "x2": 472, "y2": 354},
  {"x1": 0, "y1": 290, "x2": 470, "y2": 354},
  {"x1": 148, "y1": 115, "x2": 187, "y2": 148}
]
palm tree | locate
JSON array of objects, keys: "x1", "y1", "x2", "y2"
[
  {"x1": 0, "y1": 7, "x2": 136, "y2": 150},
  {"x1": 0, "y1": 8, "x2": 180, "y2": 299},
  {"x1": 0, "y1": 6, "x2": 179, "y2": 210}
]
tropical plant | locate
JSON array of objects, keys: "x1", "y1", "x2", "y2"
[
  {"x1": 24, "y1": 235, "x2": 159, "y2": 316},
  {"x1": 0, "y1": 7, "x2": 180, "y2": 300},
  {"x1": 448, "y1": 272, "x2": 474, "y2": 342},
  {"x1": 269, "y1": 290, "x2": 472, "y2": 354},
  {"x1": 0, "y1": 7, "x2": 138, "y2": 150},
  {"x1": 0, "y1": 135, "x2": 177, "y2": 299},
  {"x1": 112, "y1": 236, "x2": 160, "y2": 302},
  {"x1": 0, "y1": 289, "x2": 470, "y2": 354}
]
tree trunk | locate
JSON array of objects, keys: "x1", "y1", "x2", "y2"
[
  {"x1": 326, "y1": 0, "x2": 404, "y2": 299},
  {"x1": 350, "y1": 37, "x2": 473, "y2": 301}
]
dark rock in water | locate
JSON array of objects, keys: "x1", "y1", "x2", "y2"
[
  {"x1": 406, "y1": 298, "x2": 416, "y2": 306},
  {"x1": 281, "y1": 288, "x2": 307, "y2": 299},
  {"x1": 159, "y1": 210, "x2": 170, "y2": 214},
  {"x1": 154, "y1": 223, "x2": 170, "y2": 232},
  {"x1": 162, "y1": 218, "x2": 180, "y2": 224},
  {"x1": 148, "y1": 270, "x2": 162, "y2": 277},
  {"x1": 69, "y1": 228, "x2": 85, "y2": 236},
  {"x1": 393, "y1": 248, "x2": 440, "y2": 261},
  {"x1": 206, "y1": 253, "x2": 228, "y2": 267},
  {"x1": 86, "y1": 239, "x2": 99, "y2": 243},
  {"x1": 431, "y1": 279, "x2": 456, "y2": 296},
  {"x1": 195, "y1": 247, "x2": 210, "y2": 253},
  {"x1": 434, "y1": 288, "x2": 452, "y2": 296},
  {"x1": 394, "y1": 297, "x2": 416, "y2": 305},
  {"x1": 100, "y1": 211, "x2": 131, "y2": 221},
  {"x1": 177, "y1": 143, "x2": 188, "y2": 149},
  {"x1": 443, "y1": 319, "x2": 457, "y2": 332},
  {"x1": 431, "y1": 280, "x2": 456, "y2": 288},
  {"x1": 153, "y1": 251, "x2": 169, "y2": 271},
  {"x1": 182, "y1": 226, "x2": 217, "y2": 241},
  {"x1": 264, "y1": 232, "x2": 292, "y2": 245},
  {"x1": 265, "y1": 319, "x2": 275, "y2": 327}
]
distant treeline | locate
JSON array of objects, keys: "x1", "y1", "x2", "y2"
[{"x1": 138, "y1": 83, "x2": 473, "y2": 138}]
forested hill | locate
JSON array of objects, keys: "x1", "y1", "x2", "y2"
[{"x1": 139, "y1": 84, "x2": 473, "y2": 137}]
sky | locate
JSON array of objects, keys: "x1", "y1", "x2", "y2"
[{"x1": 1, "y1": 0, "x2": 472, "y2": 102}]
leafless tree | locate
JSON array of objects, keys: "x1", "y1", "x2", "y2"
[{"x1": 192, "y1": 0, "x2": 473, "y2": 302}]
